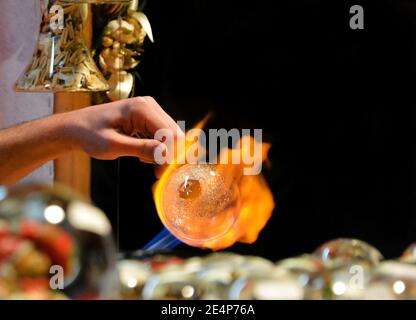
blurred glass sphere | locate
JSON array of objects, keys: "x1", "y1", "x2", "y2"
[
  {"x1": 0, "y1": 184, "x2": 118, "y2": 299},
  {"x1": 229, "y1": 268, "x2": 304, "y2": 300},
  {"x1": 198, "y1": 253, "x2": 275, "y2": 299},
  {"x1": 139, "y1": 252, "x2": 277, "y2": 300},
  {"x1": 276, "y1": 254, "x2": 326, "y2": 299},
  {"x1": 160, "y1": 164, "x2": 240, "y2": 246},
  {"x1": 142, "y1": 267, "x2": 203, "y2": 300},
  {"x1": 401, "y1": 243, "x2": 416, "y2": 264},
  {"x1": 314, "y1": 238, "x2": 383, "y2": 299},
  {"x1": 117, "y1": 259, "x2": 150, "y2": 300},
  {"x1": 363, "y1": 261, "x2": 416, "y2": 299},
  {"x1": 325, "y1": 264, "x2": 376, "y2": 300},
  {"x1": 314, "y1": 238, "x2": 383, "y2": 268}
]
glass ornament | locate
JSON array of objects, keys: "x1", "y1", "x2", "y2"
[
  {"x1": 228, "y1": 268, "x2": 304, "y2": 300},
  {"x1": 314, "y1": 238, "x2": 383, "y2": 299},
  {"x1": 0, "y1": 184, "x2": 118, "y2": 299},
  {"x1": 363, "y1": 261, "x2": 416, "y2": 299},
  {"x1": 400, "y1": 243, "x2": 416, "y2": 264},
  {"x1": 276, "y1": 254, "x2": 327, "y2": 299},
  {"x1": 198, "y1": 253, "x2": 275, "y2": 299},
  {"x1": 117, "y1": 259, "x2": 150, "y2": 300},
  {"x1": 142, "y1": 268, "x2": 204, "y2": 300},
  {"x1": 314, "y1": 238, "x2": 383, "y2": 268},
  {"x1": 159, "y1": 164, "x2": 240, "y2": 247}
]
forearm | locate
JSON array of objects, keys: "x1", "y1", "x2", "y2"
[
  {"x1": 0, "y1": 97, "x2": 179, "y2": 185},
  {"x1": 0, "y1": 113, "x2": 76, "y2": 186}
]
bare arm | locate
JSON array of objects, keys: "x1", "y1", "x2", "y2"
[{"x1": 0, "y1": 96, "x2": 181, "y2": 186}]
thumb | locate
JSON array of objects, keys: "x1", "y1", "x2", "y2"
[{"x1": 112, "y1": 133, "x2": 165, "y2": 163}]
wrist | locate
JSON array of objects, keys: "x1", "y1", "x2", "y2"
[{"x1": 49, "y1": 111, "x2": 82, "y2": 154}]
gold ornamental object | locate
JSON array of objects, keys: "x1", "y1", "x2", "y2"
[
  {"x1": 14, "y1": 0, "x2": 130, "y2": 92},
  {"x1": 97, "y1": 0, "x2": 154, "y2": 101}
]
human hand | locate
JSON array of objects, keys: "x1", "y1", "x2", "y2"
[{"x1": 63, "y1": 96, "x2": 183, "y2": 165}]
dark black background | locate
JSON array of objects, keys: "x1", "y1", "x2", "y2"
[{"x1": 91, "y1": 0, "x2": 416, "y2": 260}]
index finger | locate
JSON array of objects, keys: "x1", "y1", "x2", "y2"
[{"x1": 129, "y1": 97, "x2": 182, "y2": 138}]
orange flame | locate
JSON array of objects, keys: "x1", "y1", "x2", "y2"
[{"x1": 153, "y1": 118, "x2": 275, "y2": 250}]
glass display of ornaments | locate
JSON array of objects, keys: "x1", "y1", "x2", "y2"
[{"x1": 53, "y1": 238, "x2": 416, "y2": 301}]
